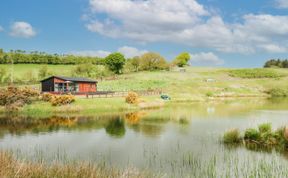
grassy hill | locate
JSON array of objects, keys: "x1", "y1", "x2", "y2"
[{"x1": 1, "y1": 64, "x2": 288, "y2": 102}]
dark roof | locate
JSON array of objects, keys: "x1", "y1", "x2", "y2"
[{"x1": 40, "y1": 76, "x2": 97, "y2": 83}]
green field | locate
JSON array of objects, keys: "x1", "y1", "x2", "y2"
[{"x1": 0, "y1": 64, "x2": 288, "y2": 115}]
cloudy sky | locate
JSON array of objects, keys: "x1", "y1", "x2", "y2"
[{"x1": 0, "y1": 0, "x2": 287, "y2": 67}]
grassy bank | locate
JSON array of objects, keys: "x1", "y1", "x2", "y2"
[{"x1": 0, "y1": 151, "x2": 153, "y2": 178}]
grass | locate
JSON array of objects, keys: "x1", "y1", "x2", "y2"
[
  {"x1": 0, "y1": 151, "x2": 154, "y2": 178},
  {"x1": 1, "y1": 65, "x2": 288, "y2": 114},
  {"x1": 228, "y1": 68, "x2": 286, "y2": 79}
]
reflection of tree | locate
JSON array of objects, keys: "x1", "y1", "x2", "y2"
[{"x1": 105, "y1": 118, "x2": 126, "y2": 138}]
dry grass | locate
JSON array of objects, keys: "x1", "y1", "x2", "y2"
[{"x1": 0, "y1": 151, "x2": 155, "y2": 178}]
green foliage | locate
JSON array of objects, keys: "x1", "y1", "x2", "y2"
[
  {"x1": 206, "y1": 91, "x2": 214, "y2": 97},
  {"x1": 125, "y1": 56, "x2": 140, "y2": 72},
  {"x1": 72, "y1": 64, "x2": 112, "y2": 78},
  {"x1": 139, "y1": 52, "x2": 168, "y2": 71},
  {"x1": 267, "y1": 88, "x2": 288, "y2": 97},
  {"x1": 223, "y1": 129, "x2": 241, "y2": 143},
  {"x1": 264, "y1": 59, "x2": 288, "y2": 68},
  {"x1": 173, "y1": 52, "x2": 190, "y2": 67},
  {"x1": 244, "y1": 128, "x2": 261, "y2": 141},
  {"x1": 0, "y1": 67, "x2": 6, "y2": 83},
  {"x1": 38, "y1": 66, "x2": 49, "y2": 79},
  {"x1": 229, "y1": 69, "x2": 284, "y2": 79},
  {"x1": 258, "y1": 123, "x2": 272, "y2": 133},
  {"x1": 105, "y1": 53, "x2": 126, "y2": 74},
  {"x1": 0, "y1": 49, "x2": 104, "y2": 65}
]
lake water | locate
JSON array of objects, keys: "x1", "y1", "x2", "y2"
[{"x1": 1, "y1": 99, "x2": 288, "y2": 177}]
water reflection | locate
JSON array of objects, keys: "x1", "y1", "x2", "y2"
[{"x1": 105, "y1": 118, "x2": 126, "y2": 138}]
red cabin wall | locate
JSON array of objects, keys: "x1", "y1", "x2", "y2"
[{"x1": 79, "y1": 82, "x2": 97, "y2": 93}]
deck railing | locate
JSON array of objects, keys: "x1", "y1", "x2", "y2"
[{"x1": 85, "y1": 89, "x2": 163, "y2": 98}]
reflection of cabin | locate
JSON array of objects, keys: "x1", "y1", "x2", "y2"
[{"x1": 40, "y1": 76, "x2": 97, "y2": 94}]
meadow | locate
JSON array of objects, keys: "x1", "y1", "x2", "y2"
[{"x1": 1, "y1": 64, "x2": 288, "y2": 115}]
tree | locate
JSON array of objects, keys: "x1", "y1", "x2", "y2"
[
  {"x1": 125, "y1": 56, "x2": 140, "y2": 72},
  {"x1": 139, "y1": 52, "x2": 168, "y2": 71},
  {"x1": 173, "y1": 52, "x2": 191, "y2": 67},
  {"x1": 105, "y1": 52, "x2": 126, "y2": 74}
]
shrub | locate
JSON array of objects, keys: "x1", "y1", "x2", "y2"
[
  {"x1": 41, "y1": 93, "x2": 54, "y2": 102},
  {"x1": 244, "y1": 128, "x2": 261, "y2": 141},
  {"x1": 125, "y1": 92, "x2": 139, "y2": 104},
  {"x1": 267, "y1": 88, "x2": 288, "y2": 97},
  {"x1": 206, "y1": 91, "x2": 214, "y2": 97},
  {"x1": 258, "y1": 123, "x2": 272, "y2": 133},
  {"x1": 21, "y1": 87, "x2": 40, "y2": 98},
  {"x1": 50, "y1": 94, "x2": 75, "y2": 106},
  {"x1": 0, "y1": 86, "x2": 39, "y2": 111},
  {"x1": 223, "y1": 129, "x2": 241, "y2": 144}
]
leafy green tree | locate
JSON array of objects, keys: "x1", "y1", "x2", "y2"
[
  {"x1": 173, "y1": 52, "x2": 191, "y2": 67},
  {"x1": 105, "y1": 52, "x2": 126, "y2": 74},
  {"x1": 139, "y1": 52, "x2": 168, "y2": 71}
]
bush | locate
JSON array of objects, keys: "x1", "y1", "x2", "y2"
[
  {"x1": 244, "y1": 128, "x2": 261, "y2": 141},
  {"x1": 0, "y1": 86, "x2": 39, "y2": 111},
  {"x1": 50, "y1": 94, "x2": 75, "y2": 106},
  {"x1": 267, "y1": 88, "x2": 288, "y2": 97},
  {"x1": 229, "y1": 69, "x2": 284, "y2": 79},
  {"x1": 258, "y1": 123, "x2": 272, "y2": 133},
  {"x1": 41, "y1": 93, "x2": 54, "y2": 102},
  {"x1": 125, "y1": 92, "x2": 139, "y2": 104},
  {"x1": 223, "y1": 129, "x2": 241, "y2": 144}
]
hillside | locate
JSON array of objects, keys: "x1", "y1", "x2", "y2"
[{"x1": 1, "y1": 64, "x2": 288, "y2": 102}]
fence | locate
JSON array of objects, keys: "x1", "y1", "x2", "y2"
[{"x1": 85, "y1": 89, "x2": 163, "y2": 98}]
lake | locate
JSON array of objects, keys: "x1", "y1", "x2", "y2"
[{"x1": 1, "y1": 99, "x2": 288, "y2": 177}]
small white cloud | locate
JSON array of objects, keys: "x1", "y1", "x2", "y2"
[
  {"x1": 70, "y1": 50, "x2": 111, "y2": 58},
  {"x1": 9, "y1": 21, "x2": 36, "y2": 38},
  {"x1": 259, "y1": 44, "x2": 287, "y2": 53},
  {"x1": 275, "y1": 0, "x2": 288, "y2": 8},
  {"x1": 0, "y1": 26, "x2": 4, "y2": 32},
  {"x1": 190, "y1": 52, "x2": 224, "y2": 65},
  {"x1": 117, "y1": 46, "x2": 148, "y2": 58}
]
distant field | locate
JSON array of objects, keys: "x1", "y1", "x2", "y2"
[
  {"x1": 0, "y1": 64, "x2": 75, "y2": 79},
  {"x1": 1, "y1": 64, "x2": 288, "y2": 101}
]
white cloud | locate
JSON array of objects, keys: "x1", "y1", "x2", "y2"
[
  {"x1": 275, "y1": 0, "x2": 288, "y2": 8},
  {"x1": 70, "y1": 46, "x2": 148, "y2": 58},
  {"x1": 85, "y1": 0, "x2": 288, "y2": 54},
  {"x1": 9, "y1": 21, "x2": 36, "y2": 38},
  {"x1": 71, "y1": 50, "x2": 111, "y2": 58},
  {"x1": 118, "y1": 46, "x2": 148, "y2": 58},
  {"x1": 0, "y1": 26, "x2": 4, "y2": 32},
  {"x1": 190, "y1": 52, "x2": 224, "y2": 65}
]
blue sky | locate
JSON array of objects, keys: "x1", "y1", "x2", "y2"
[{"x1": 0, "y1": 0, "x2": 287, "y2": 67}]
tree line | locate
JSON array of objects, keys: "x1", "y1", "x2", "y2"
[
  {"x1": 0, "y1": 49, "x2": 104, "y2": 65},
  {"x1": 264, "y1": 59, "x2": 288, "y2": 68},
  {"x1": 0, "y1": 49, "x2": 191, "y2": 74}
]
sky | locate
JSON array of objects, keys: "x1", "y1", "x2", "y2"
[{"x1": 0, "y1": 0, "x2": 288, "y2": 67}]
